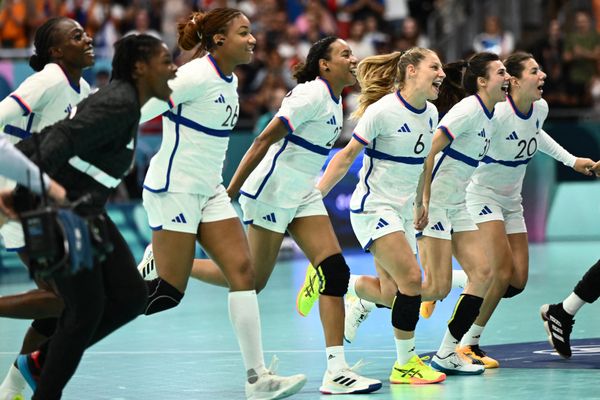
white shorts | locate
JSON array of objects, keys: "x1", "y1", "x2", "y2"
[
  {"x1": 142, "y1": 185, "x2": 237, "y2": 234},
  {"x1": 239, "y1": 188, "x2": 327, "y2": 234},
  {"x1": 350, "y1": 207, "x2": 416, "y2": 253},
  {"x1": 467, "y1": 200, "x2": 526, "y2": 234},
  {"x1": 422, "y1": 205, "x2": 478, "y2": 240},
  {"x1": 0, "y1": 221, "x2": 25, "y2": 251}
]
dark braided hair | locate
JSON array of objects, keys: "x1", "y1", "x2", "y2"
[
  {"x1": 111, "y1": 34, "x2": 164, "y2": 83},
  {"x1": 292, "y1": 36, "x2": 338, "y2": 83},
  {"x1": 29, "y1": 17, "x2": 70, "y2": 72},
  {"x1": 433, "y1": 52, "x2": 500, "y2": 116}
]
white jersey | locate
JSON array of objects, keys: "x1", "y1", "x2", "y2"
[
  {"x1": 240, "y1": 77, "x2": 343, "y2": 208},
  {"x1": 350, "y1": 91, "x2": 438, "y2": 213},
  {"x1": 430, "y1": 95, "x2": 496, "y2": 208},
  {"x1": 467, "y1": 96, "x2": 549, "y2": 209},
  {"x1": 143, "y1": 54, "x2": 239, "y2": 196},
  {"x1": 1, "y1": 63, "x2": 91, "y2": 145}
]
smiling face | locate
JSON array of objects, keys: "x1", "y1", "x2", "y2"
[
  {"x1": 322, "y1": 39, "x2": 358, "y2": 89},
  {"x1": 52, "y1": 19, "x2": 95, "y2": 69},
  {"x1": 511, "y1": 57, "x2": 546, "y2": 102},
  {"x1": 410, "y1": 52, "x2": 446, "y2": 101},
  {"x1": 216, "y1": 14, "x2": 256, "y2": 66},
  {"x1": 479, "y1": 60, "x2": 510, "y2": 103}
]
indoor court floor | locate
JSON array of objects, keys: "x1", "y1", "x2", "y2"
[{"x1": 1, "y1": 240, "x2": 599, "y2": 399}]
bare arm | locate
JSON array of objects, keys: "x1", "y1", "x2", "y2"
[
  {"x1": 317, "y1": 138, "x2": 364, "y2": 197},
  {"x1": 226, "y1": 117, "x2": 289, "y2": 198}
]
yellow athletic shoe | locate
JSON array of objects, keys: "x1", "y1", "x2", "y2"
[
  {"x1": 389, "y1": 355, "x2": 446, "y2": 384},
  {"x1": 458, "y1": 345, "x2": 499, "y2": 369},
  {"x1": 296, "y1": 264, "x2": 323, "y2": 317},
  {"x1": 420, "y1": 301, "x2": 436, "y2": 319}
]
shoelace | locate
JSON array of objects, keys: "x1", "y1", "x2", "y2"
[
  {"x1": 470, "y1": 345, "x2": 487, "y2": 358},
  {"x1": 266, "y1": 355, "x2": 279, "y2": 375}
]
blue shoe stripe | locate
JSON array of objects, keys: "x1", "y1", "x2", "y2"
[{"x1": 17, "y1": 355, "x2": 37, "y2": 391}]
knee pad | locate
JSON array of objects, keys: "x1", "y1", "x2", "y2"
[
  {"x1": 448, "y1": 294, "x2": 483, "y2": 340},
  {"x1": 503, "y1": 284, "x2": 524, "y2": 298},
  {"x1": 391, "y1": 291, "x2": 421, "y2": 331},
  {"x1": 31, "y1": 318, "x2": 57, "y2": 337},
  {"x1": 144, "y1": 278, "x2": 184, "y2": 316},
  {"x1": 316, "y1": 254, "x2": 350, "y2": 297}
]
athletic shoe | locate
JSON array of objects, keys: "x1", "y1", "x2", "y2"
[
  {"x1": 430, "y1": 351, "x2": 484, "y2": 375},
  {"x1": 246, "y1": 356, "x2": 306, "y2": 400},
  {"x1": 296, "y1": 264, "x2": 322, "y2": 317},
  {"x1": 540, "y1": 303, "x2": 574, "y2": 358},
  {"x1": 0, "y1": 364, "x2": 26, "y2": 400},
  {"x1": 344, "y1": 295, "x2": 372, "y2": 343},
  {"x1": 0, "y1": 393, "x2": 24, "y2": 400},
  {"x1": 320, "y1": 361, "x2": 382, "y2": 395},
  {"x1": 389, "y1": 355, "x2": 446, "y2": 384},
  {"x1": 137, "y1": 244, "x2": 157, "y2": 280},
  {"x1": 15, "y1": 352, "x2": 41, "y2": 392},
  {"x1": 420, "y1": 301, "x2": 436, "y2": 319},
  {"x1": 457, "y1": 345, "x2": 499, "y2": 369}
]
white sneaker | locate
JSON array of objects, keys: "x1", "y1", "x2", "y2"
[
  {"x1": 245, "y1": 372, "x2": 306, "y2": 400},
  {"x1": 0, "y1": 364, "x2": 26, "y2": 400},
  {"x1": 0, "y1": 391, "x2": 24, "y2": 400},
  {"x1": 430, "y1": 352, "x2": 484, "y2": 375},
  {"x1": 344, "y1": 295, "x2": 373, "y2": 343},
  {"x1": 319, "y1": 361, "x2": 382, "y2": 395},
  {"x1": 137, "y1": 244, "x2": 157, "y2": 280}
]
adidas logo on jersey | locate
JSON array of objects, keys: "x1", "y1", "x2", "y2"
[
  {"x1": 326, "y1": 115, "x2": 337, "y2": 125},
  {"x1": 214, "y1": 94, "x2": 225, "y2": 104},
  {"x1": 397, "y1": 123, "x2": 411, "y2": 133},
  {"x1": 64, "y1": 104, "x2": 73, "y2": 114},
  {"x1": 262, "y1": 213, "x2": 277, "y2": 223},
  {"x1": 477, "y1": 129, "x2": 486, "y2": 138},
  {"x1": 479, "y1": 205, "x2": 492, "y2": 216},
  {"x1": 375, "y1": 218, "x2": 389, "y2": 230},
  {"x1": 505, "y1": 131, "x2": 519, "y2": 140},
  {"x1": 171, "y1": 213, "x2": 187, "y2": 223},
  {"x1": 431, "y1": 221, "x2": 445, "y2": 231}
]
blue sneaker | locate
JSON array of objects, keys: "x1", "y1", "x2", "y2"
[{"x1": 16, "y1": 352, "x2": 41, "y2": 391}]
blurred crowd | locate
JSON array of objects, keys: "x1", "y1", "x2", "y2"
[{"x1": 1, "y1": 0, "x2": 599, "y2": 199}]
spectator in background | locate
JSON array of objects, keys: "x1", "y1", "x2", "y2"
[
  {"x1": 295, "y1": 0, "x2": 337, "y2": 37},
  {"x1": 472, "y1": 15, "x2": 514, "y2": 58},
  {"x1": 363, "y1": 14, "x2": 388, "y2": 51},
  {"x1": 563, "y1": 10, "x2": 600, "y2": 107},
  {"x1": 400, "y1": 16, "x2": 430, "y2": 49},
  {"x1": 340, "y1": 0, "x2": 384, "y2": 22},
  {"x1": 382, "y1": 0, "x2": 409, "y2": 36},
  {"x1": 124, "y1": 8, "x2": 161, "y2": 39},
  {"x1": 0, "y1": 0, "x2": 27, "y2": 48},
  {"x1": 530, "y1": 19, "x2": 568, "y2": 106},
  {"x1": 86, "y1": 0, "x2": 124, "y2": 59},
  {"x1": 346, "y1": 20, "x2": 375, "y2": 60}
]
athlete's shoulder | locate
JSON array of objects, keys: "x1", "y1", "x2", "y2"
[{"x1": 534, "y1": 97, "x2": 549, "y2": 115}]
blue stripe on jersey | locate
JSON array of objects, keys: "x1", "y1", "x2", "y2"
[
  {"x1": 365, "y1": 148, "x2": 425, "y2": 164},
  {"x1": 207, "y1": 54, "x2": 234, "y2": 83},
  {"x1": 164, "y1": 111, "x2": 231, "y2": 137},
  {"x1": 481, "y1": 155, "x2": 532, "y2": 167},
  {"x1": 240, "y1": 139, "x2": 290, "y2": 200},
  {"x1": 442, "y1": 146, "x2": 479, "y2": 167},
  {"x1": 143, "y1": 105, "x2": 182, "y2": 193},
  {"x1": 4, "y1": 125, "x2": 31, "y2": 139},
  {"x1": 431, "y1": 151, "x2": 448, "y2": 181},
  {"x1": 278, "y1": 116, "x2": 294, "y2": 134},
  {"x1": 439, "y1": 126, "x2": 454, "y2": 141},
  {"x1": 350, "y1": 139, "x2": 376, "y2": 213},
  {"x1": 9, "y1": 95, "x2": 31, "y2": 116},
  {"x1": 352, "y1": 133, "x2": 368, "y2": 145},
  {"x1": 396, "y1": 91, "x2": 426, "y2": 114},
  {"x1": 318, "y1": 77, "x2": 340, "y2": 104},
  {"x1": 507, "y1": 94, "x2": 533, "y2": 120},
  {"x1": 287, "y1": 134, "x2": 329, "y2": 155},
  {"x1": 474, "y1": 94, "x2": 494, "y2": 119}
]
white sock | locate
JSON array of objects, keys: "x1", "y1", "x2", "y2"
[
  {"x1": 0, "y1": 364, "x2": 26, "y2": 394},
  {"x1": 461, "y1": 323, "x2": 484, "y2": 346},
  {"x1": 437, "y1": 329, "x2": 460, "y2": 358},
  {"x1": 563, "y1": 292, "x2": 586, "y2": 316},
  {"x1": 359, "y1": 298, "x2": 376, "y2": 311},
  {"x1": 347, "y1": 275, "x2": 360, "y2": 297},
  {"x1": 326, "y1": 346, "x2": 348, "y2": 373},
  {"x1": 451, "y1": 269, "x2": 468, "y2": 289},
  {"x1": 228, "y1": 290, "x2": 267, "y2": 381},
  {"x1": 394, "y1": 337, "x2": 416, "y2": 365}
]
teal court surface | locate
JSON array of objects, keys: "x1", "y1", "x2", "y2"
[{"x1": 1, "y1": 240, "x2": 599, "y2": 399}]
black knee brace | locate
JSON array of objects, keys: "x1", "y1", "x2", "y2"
[
  {"x1": 315, "y1": 254, "x2": 350, "y2": 297},
  {"x1": 144, "y1": 278, "x2": 184, "y2": 315},
  {"x1": 31, "y1": 318, "x2": 57, "y2": 337},
  {"x1": 448, "y1": 294, "x2": 483, "y2": 341},
  {"x1": 574, "y1": 259, "x2": 600, "y2": 303},
  {"x1": 391, "y1": 291, "x2": 421, "y2": 331},
  {"x1": 503, "y1": 284, "x2": 524, "y2": 298}
]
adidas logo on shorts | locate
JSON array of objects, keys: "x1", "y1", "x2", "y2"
[
  {"x1": 171, "y1": 213, "x2": 187, "y2": 223},
  {"x1": 262, "y1": 213, "x2": 277, "y2": 223}
]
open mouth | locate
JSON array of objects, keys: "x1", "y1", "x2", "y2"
[
  {"x1": 84, "y1": 48, "x2": 95, "y2": 56},
  {"x1": 350, "y1": 67, "x2": 357, "y2": 77},
  {"x1": 501, "y1": 82, "x2": 509, "y2": 92},
  {"x1": 537, "y1": 83, "x2": 544, "y2": 93}
]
